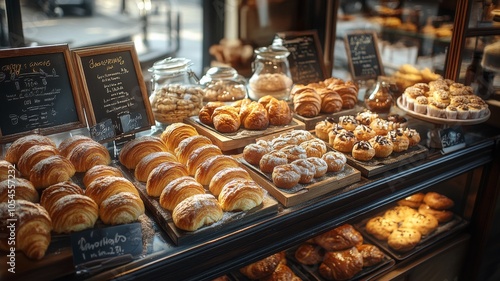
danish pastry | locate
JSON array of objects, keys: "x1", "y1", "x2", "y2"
[
  {"x1": 387, "y1": 227, "x2": 421, "y2": 252},
  {"x1": 365, "y1": 216, "x2": 398, "y2": 240},
  {"x1": 400, "y1": 212, "x2": 439, "y2": 236}
]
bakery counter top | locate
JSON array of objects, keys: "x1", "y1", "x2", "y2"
[{"x1": 87, "y1": 121, "x2": 499, "y2": 280}]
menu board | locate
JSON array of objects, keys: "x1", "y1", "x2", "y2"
[
  {"x1": 344, "y1": 31, "x2": 384, "y2": 80},
  {"x1": 0, "y1": 45, "x2": 86, "y2": 143},
  {"x1": 72, "y1": 43, "x2": 154, "y2": 139},
  {"x1": 275, "y1": 30, "x2": 328, "y2": 85}
]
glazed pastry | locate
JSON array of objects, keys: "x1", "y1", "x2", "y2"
[
  {"x1": 160, "y1": 122, "x2": 199, "y2": 152},
  {"x1": 293, "y1": 88, "x2": 321, "y2": 117},
  {"x1": 333, "y1": 131, "x2": 357, "y2": 153},
  {"x1": 209, "y1": 167, "x2": 252, "y2": 196},
  {"x1": 212, "y1": 105, "x2": 241, "y2": 133},
  {"x1": 291, "y1": 159, "x2": 316, "y2": 184},
  {"x1": 384, "y1": 205, "x2": 418, "y2": 224},
  {"x1": 174, "y1": 135, "x2": 212, "y2": 165},
  {"x1": 266, "y1": 99, "x2": 293, "y2": 126},
  {"x1": 119, "y1": 136, "x2": 168, "y2": 169},
  {"x1": 418, "y1": 203, "x2": 454, "y2": 223},
  {"x1": 172, "y1": 193, "x2": 223, "y2": 231},
  {"x1": 314, "y1": 224, "x2": 363, "y2": 251},
  {"x1": 300, "y1": 139, "x2": 327, "y2": 158},
  {"x1": 280, "y1": 145, "x2": 308, "y2": 163},
  {"x1": 99, "y1": 192, "x2": 145, "y2": 225},
  {"x1": 319, "y1": 247, "x2": 363, "y2": 280},
  {"x1": 261, "y1": 263, "x2": 301, "y2": 281},
  {"x1": 0, "y1": 178, "x2": 38, "y2": 203},
  {"x1": 239, "y1": 101, "x2": 269, "y2": 130},
  {"x1": 338, "y1": 115, "x2": 358, "y2": 131},
  {"x1": 260, "y1": 151, "x2": 289, "y2": 173},
  {"x1": 186, "y1": 144, "x2": 223, "y2": 176},
  {"x1": 397, "y1": 192, "x2": 425, "y2": 208},
  {"x1": 306, "y1": 157, "x2": 328, "y2": 178},
  {"x1": 315, "y1": 119, "x2": 334, "y2": 141},
  {"x1": 66, "y1": 141, "x2": 111, "y2": 172},
  {"x1": 29, "y1": 155, "x2": 76, "y2": 189},
  {"x1": 0, "y1": 200, "x2": 52, "y2": 260},
  {"x1": 0, "y1": 160, "x2": 20, "y2": 181},
  {"x1": 159, "y1": 176, "x2": 205, "y2": 211},
  {"x1": 356, "y1": 244, "x2": 385, "y2": 267},
  {"x1": 423, "y1": 192, "x2": 454, "y2": 210},
  {"x1": 17, "y1": 145, "x2": 59, "y2": 176},
  {"x1": 321, "y1": 151, "x2": 347, "y2": 172},
  {"x1": 146, "y1": 162, "x2": 188, "y2": 197},
  {"x1": 400, "y1": 212, "x2": 439, "y2": 236},
  {"x1": 5, "y1": 134, "x2": 56, "y2": 164},
  {"x1": 50, "y1": 194, "x2": 98, "y2": 233},
  {"x1": 294, "y1": 243, "x2": 324, "y2": 265},
  {"x1": 199, "y1": 101, "x2": 226, "y2": 126},
  {"x1": 239, "y1": 252, "x2": 286, "y2": 280},
  {"x1": 57, "y1": 135, "x2": 93, "y2": 158},
  {"x1": 85, "y1": 176, "x2": 139, "y2": 206},
  {"x1": 387, "y1": 227, "x2": 422, "y2": 252},
  {"x1": 40, "y1": 181, "x2": 83, "y2": 214},
  {"x1": 352, "y1": 140, "x2": 376, "y2": 161},
  {"x1": 243, "y1": 142, "x2": 272, "y2": 166},
  {"x1": 194, "y1": 155, "x2": 240, "y2": 185},
  {"x1": 318, "y1": 87, "x2": 343, "y2": 113},
  {"x1": 353, "y1": 124, "x2": 376, "y2": 141},
  {"x1": 369, "y1": 135, "x2": 394, "y2": 158},
  {"x1": 387, "y1": 129, "x2": 410, "y2": 153},
  {"x1": 365, "y1": 216, "x2": 398, "y2": 240},
  {"x1": 218, "y1": 178, "x2": 264, "y2": 211},
  {"x1": 83, "y1": 165, "x2": 124, "y2": 188},
  {"x1": 134, "y1": 151, "x2": 178, "y2": 182}
]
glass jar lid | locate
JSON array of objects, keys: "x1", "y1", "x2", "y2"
[
  {"x1": 199, "y1": 66, "x2": 245, "y2": 84},
  {"x1": 254, "y1": 45, "x2": 290, "y2": 58},
  {"x1": 148, "y1": 57, "x2": 192, "y2": 75}
]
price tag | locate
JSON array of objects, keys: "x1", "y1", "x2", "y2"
[
  {"x1": 120, "y1": 112, "x2": 145, "y2": 133},
  {"x1": 439, "y1": 126, "x2": 466, "y2": 154},
  {"x1": 89, "y1": 118, "x2": 115, "y2": 142},
  {"x1": 70, "y1": 223, "x2": 142, "y2": 266}
]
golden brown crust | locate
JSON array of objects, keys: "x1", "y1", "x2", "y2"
[
  {"x1": 186, "y1": 144, "x2": 223, "y2": 176},
  {"x1": 291, "y1": 159, "x2": 315, "y2": 184},
  {"x1": 119, "y1": 136, "x2": 168, "y2": 169},
  {"x1": 306, "y1": 157, "x2": 328, "y2": 178},
  {"x1": 146, "y1": 162, "x2": 188, "y2": 197},
  {"x1": 365, "y1": 216, "x2": 398, "y2": 240},
  {"x1": 418, "y1": 203, "x2": 454, "y2": 223},
  {"x1": 400, "y1": 212, "x2": 439, "y2": 236},
  {"x1": 159, "y1": 176, "x2": 205, "y2": 211},
  {"x1": 85, "y1": 176, "x2": 139, "y2": 206},
  {"x1": 261, "y1": 263, "x2": 301, "y2": 281},
  {"x1": 387, "y1": 227, "x2": 421, "y2": 252},
  {"x1": 384, "y1": 205, "x2": 418, "y2": 224},
  {"x1": 397, "y1": 192, "x2": 425, "y2": 208},
  {"x1": 369, "y1": 135, "x2": 394, "y2": 158},
  {"x1": 174, "y1": 135, "x2": 212, "y2": 165},
  {"x1": 423, "y1": 192, "x2": 455, "y2": 210},
  {"x1": 0, "y1": 160, "x2": 20, "y2": 182},
  {"x1": 356, "y1": 244, "x2": 385, "y2": 267},
  {"x1": 58, "y1": 135, "x2": 93, "y2": 158},
  {"x1": 333, "y1": 131, "x2": 357, "y2": 153},
  {"x1": 6, "y1": 135, "x2": 56, "y2": 164},
  {"x1": 172, "y1": 193, "x2": 223, "y2": 231},
  {"x1": 29, "y1": 155, "x2": 76, "y2": 189},
  {"x1": 17, "y1": 145, "x2": 59, "y2": 176},
  {"x1": 134, "y1": 152, "x2": 178, "y2": 182},
  {"x1": 266, "y1": 99, "x2": 293, "y2": 126},
  {"x1": 315, "y1": 120, "x2": 334, "y2": 141},
  {"x1": 314, "y1": 224, "x2": 363, "y2": 251},
  {"x1": 194, "y1": 155, "x2": 240, "y2": 185},
  {"x1": 243, "y1": 143, "x2": 272, "y2": 166},
  {"x1": 66, "y1": 141, "x2": 111, "y2": 172},
  {"x1": 199, "y1": 101, "x2": 226, "y2": 126},
  {"x1": 212, "y1": 105, "x2": 241, "y2": 133},
  {"x1": 83, "y1": 165, "x2": 124, "y2": 188},
  {"x1": 319, "y1": 247, "x2": 363, "y2": 280},
  {"x1": 40, "y1": 181, "x2": 83, "y2": 214},
  {"x1": 293, "y1": 88, "x2": 321, "y2": 117},
  {"x1": 352, "y1": 140, "x2": 376, "y2": 161},
  {"x1": 99, "y1": 192, "x2": 145, "y2": 225},
  {"x1": 300, "y1": 139, "x2": 327, "y2": 158},
  {"x1": 0, "y1": 178, "x2": 38, "y2": 203},
  {"x1": 294, "y1": 243, "x2": 324, "y2": 265},
  {"x1": 257, "y1": 95, "x2": 279, "y2": 109},
  {"x1": 160, "y1": 123, "x2": 199, "y2": 152},
  {"x1": 218, "y1": 178, "x2": 264, "y2": 212},
  {"x1": 330, "y1": 82, "x2": 359, "y2": 109},
  {"x1": 260, "y1": 151, "x2": 289, "y2": 173},
  {"x1": 51, "y1": 194, "x2": 98, "y2": 233},
  {"x1": 272, "y1": 164, "x2": 301, "y2": 189},
  {"x1": 239, "y1": 252, "x2": 286, "y2": 280},
  {"x1": 240, "y1": 101, "x2": 269, "y2": 130},
  {"x1": 318, "y1": 87, "x2": 343, "y2": 113},
  {"x1": 209, "y1": 167, "x2": 251, "y2": 196}
]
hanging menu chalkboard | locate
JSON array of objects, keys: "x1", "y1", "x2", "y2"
[
  {"x1": 0, "y1": 44, "x2": 86, "y2": 143},
  {"x1": 344, "y1": 31, "x2": 384, "y2": 80},
  {"x1": 72, "y1": 43, "x2": 154, "y2": 138},
  {"x1": 275, "y1": 30, "x2": 328, "y2": 85}
]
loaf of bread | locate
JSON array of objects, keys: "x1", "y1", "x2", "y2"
[
  {"x1": 172, "y1": 193, "x2": 223, "y2": 231},
  {"x1": 239, "y1": 251, "x2": 286, "y2": 280},
  {"x1": 208, "y1": 167, "x2": 251, "y2": 196},
  {"x1": 194, "y1": 155, "x2": 241, "y2": 185},
  {"x1": 83, "y1": 165, "x2": 124, "y2": 188},
  {"x1": 319, "y1": 247, "x2": 363, "y2": 280},
  {"x1": 99, "y1": 192, "x2": 145, "y2": 225},
  {"x1": 119, "y1": 136, "x2": 168, "y2": 169},
  {"x1": 186, "y1": 144, "x2": 222, "y2": 176},
  {"x1": 0, "y1": 178, "x2": 39, "y2": 203},
  {"x1": 160, "y1": 122, "x2": 199, "y2": 152},
  {"x1": 17, "y1": 145, "x2": 59, "y2": 176},
  {"x1": 174, "y1": 135, "x2": 213, "y2": 165},
  {"x1": 40, "y1": 181, "x2": 84, "y2": 214},
  {"x1": 146, "y1": 162, "x2": 188, "y2": 197},
  {"x1": 57, "y1": 135, "x2": 94, "y2": 158},
  {"x1": 218, "y1": 178, "x2": 264, "y2": 212},
  {"x1": 0, "y1": 160, "x2": 20, "y2": 181},
  {"x1": 29, "y1": 155, "x2": 76, "y2": 189},
  {"x1": 134, "y1": 151, "x2": 178, "y2": 182},
  {"x1": 50, "y1": 194, "x2": 99, "y2": 233},
  {"x1": 5, "y1": 134, "x2": 56, "y2": 164},
  {"x1": 239, "y1": 101, "x2": 270, "y2": 130},
  {"x1": 66, "y1": 141, "x2": 111, "y2": 172},
  {"x1": 85, "y1": 176, "x2": 139, "y2": 206},
  {"x1": 212, "y1": 105, "x2": 241, "y2": 133},
  {"x1": 314, "y1": 224, "x2": 363, "y2": 251},
  {"x1": 159, "y1": 176, "x2": 205, "y2": 211},
  {"x1": 0, "y1": 200, "x2": 52, "y2": 260}
]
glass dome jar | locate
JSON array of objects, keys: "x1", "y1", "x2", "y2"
[
  {"x1": 364, "y1": 80, "x2": 394, "y2": 114},
  {"x1": 148, "y1": 57, "x2": 204, "y2": 125},
  {"x1": 247, "y1": 45, "x2": 293, "y2": 101},
  {"x1": 199, "y1": 66, "x2": 248, "y2": 102}
]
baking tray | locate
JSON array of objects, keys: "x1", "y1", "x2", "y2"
[
  {"x1": 353, "y1": 209, "x2": 469, "y2": 260},
  {"x1": 237, "y1": 156, "x2": 361, "y2": 207},
  {"x1": 184, "y1": 116, "x2": 305, "y2": 152},
  {"x1": 293, "y1": 106, "x2": 361, "y2": 130}
]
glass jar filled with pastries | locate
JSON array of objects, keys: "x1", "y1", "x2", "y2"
[
  {"x1": 199, "y1": 66, "x2": 248, "y2": 103},
  {"x1": 248, "y1": 45, "x2": 293, "y2": 101},
  {"x1": 148, "y1": 57, "x2": 204, "y2": 125}
]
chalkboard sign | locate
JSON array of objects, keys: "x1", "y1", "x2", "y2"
[
  {"x1": 344, "y1": 31, "x2": 384, "y2": 80},
  {"x1": 89, "y1": 118, "x2": 115, "y2": 143},
  {"x1": 0, "y1": 44, "x2": 86, "y2": 143},
  {"x1": 72, "y1": 43, "x2": 154, "y2": 139},
  {"x1": 439, "y1": 126, "x2": 466, "y2": 154},
  {"x1": 274, "y1": 30, "x2": 328, "y2": 85}
]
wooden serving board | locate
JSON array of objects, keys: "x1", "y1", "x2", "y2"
[
  {"x1": 293, "y1": 105, "x2": 361, "y2": 131},
  {"x1": 236, "y1": 156, "x2": 361, "y2": 207},
  {"x1": 184, "y1": 116, "x2": 305, "y2": 153}
]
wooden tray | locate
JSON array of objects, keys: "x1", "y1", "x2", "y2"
[
  {"x1": 184, "y1": 116, "x2": 305, "y2": 152},
  {"x1": 237, "y1": 156, "x2": 361, "y2": 207},
  {"x1": 293, "y1": 105, "x2": 361, "y2": 130}
]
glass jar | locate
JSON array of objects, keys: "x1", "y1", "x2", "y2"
[
  {"x1": 364, "y1": 80, "x2": 394, "y2": 113},
  {"x1": 199, "y1": 66, "x2": 247, "y2": 102},
  {"x1": 148, "y1": 57, "x2": 204, "y2": 125},
  {"x1": 247, "y1": 45, "x2": 293, "y2": 101}
]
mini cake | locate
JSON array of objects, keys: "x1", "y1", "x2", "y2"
[
  {"x1": 445, "y1": 105, "x2": 458, "y2": 119},
  {"x1": 468, "y1": 103, "x2": 482, "y2": 119},
  {"x1": 387, "y1": 129, "x2": 410, "y2": 153},
  {"x1": 414, "y1": 96, "x2": 428, "y2": 114},
  {"x1": 427, "y1": 101, "x2": 447, "y2": 118},
  {"x1": 315, "y1": 119, "x2": 334, "y2": 141},
  {"x1": 338, "y1": 115, "x2": 358, "y2": 131},
  {"x1": 369, "y1": 135, "x2": 394, "y2": 158},
  {"x1": 353, "y1": 124, "x2": 376, "y2": 141},
  {"x1": 456, "y1": 104, "x2": 470, "y2": 120},
  {"x1": 403, "y1": 128, "x2": 421, "y2": 147},
  {"x1": 352, "y1": 141, "x2": 375, "y2": 161},
  {"x1": 333, "y1": 131, "x2": 357, "y2": 153}
]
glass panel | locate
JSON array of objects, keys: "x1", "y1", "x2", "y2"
[{"x1": 468, "y1": 0, "x2": 500, "y2": 28}]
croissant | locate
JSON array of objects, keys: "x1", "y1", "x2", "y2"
[
  {"x1": 209, "y1": 167, "x2": 252, "y2": 196},
  {"x1": 40, "y1": 181, "x2": 84, "y2": 214},
  {"x1": 58, "y1": 135, "x2": 94, "y2": 158},
  {"x1": 239, "y1": 101, "x2": 269, "y2": 130},
  {"x1": 0, "y1": 200, "x2": 52, "y2": 260},
  {"x1": 5, "y1": 134, "x2": 56, "y2": 164},
  {"x1": 99, "y1": 192, "x2": 145, "y2": 225},
  {"x1": 356, "y1": 244, "x2": 385, "y2": 267},
  {"x1": 83, "y1": 165, "x2": 124, "y2": 188},
  {"x1": 319, "y1": 247, "x2": 363, "y2": 280},
  {"x1": 194, "y1": 154, "x2": 240, "y2": 185},
  {"x1": 85, "y1": 176, "x2": 139, "y2": 206},
  {"x1": 17, "y1": 145, "x2": 59, "y2": 176},
  {"x1": 119, "y1": 136, "x2": 168, "y2": 169},
  {"x1": 199, "y1": 101, "x2": 226, "y2": 126},
  {"x1": 29, "y1": 155, "x2": 76, "y2": 189},
  {"x1": 160, "y1": 122, "x2": 199, "y2": 152},
  {"x1": 172, "y1": 193, "x2": 223, "y2": 231},
  {"x1": 134, "y1": 151, "x2": 178, "y2": 182},
  {"x1": 231, "y1": 98, "x2": 252, "y2": 112},
  {"x1": 257, "y1": 95, "x2": 279, "y2": 108},
  {"x1": 0, "y1": 160, "x2": 20, "y2": 181},
  {"x1": 0, "y1": 178, "x2": 39, "y2": 203},
  {"x1": 50, "y1": 194, "x2": 98, "y2": 233},
  {"x1": 212, "y1": 105, "x2": 241, "y2": 133},
  {"x1": 186, "y1": 144, "x2": 223, "y2": 176},
  {"x1": 261, "y1": 263, "x2": 302, "y2": 281},
  {"x1": 66, "y1": 141, "x2": 111, "y2": 172},
  {"x1": 174, "y1": 135, "x2": 213, "y2": 165},
  {"x1": 218, "y1": 178, "x2": 264, "y2": 212},
  {"x1": 159, "y1": 176, "x2": 205, "y2": 211},
  {"x1": 146, "y1": 162, "x2": 188, "y2": 197},
  {"x1": 330, "y1": 83, "x2": 358, "y2": 109},
  {"x1": 266, "y1": 99, "x2": 293, "y2": 126},
  {"x1": 239, "y1": 251, "x2": 286, "y2": 280},
  {"x1": 314, "y1": 224, "x2": 363, "y2": 251},
  {"x1": 293, "y1": 88, "x2": 321, "y2": 117},
  {"x1": 317, "y1": 87, "x2": 343, "y2": 113}
]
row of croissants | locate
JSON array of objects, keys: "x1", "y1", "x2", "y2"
[{"x1": 0, "y1": 134, "x2": 145, "y2": 260}]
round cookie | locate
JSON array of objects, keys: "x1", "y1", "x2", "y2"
[{"x1": 387, "y1": 227, "x2": 422, "y2": 252}]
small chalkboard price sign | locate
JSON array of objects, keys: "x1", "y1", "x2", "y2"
[
  {"x1": 344, "y1": 31, "x2": 384, "y2": 80},
  {"x1": 72, "y1": 43, "x2": 154, "y2": 139},
  {"x1": 0, "y1": 44, "x2": 86, "y2": 143},
  {"x1": 274, "y1": 30, "x2": 328, "y2": 85},
  {"x1": 439, "y1": 126, "x2": 466, "y2": 154}
]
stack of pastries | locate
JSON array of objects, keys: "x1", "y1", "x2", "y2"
[
  {"x1": 365, "y1": 191, "x2": 454, "y2": 252},
  {"x1": 242, "y1": 130, "x2": 348, "y2": 189},
  {"x1": 239, "y1": 251, "x2": 302, "y2": 281},
  {"x1": 198, "y1": 95, "x2": 293, "y2": 133},
  {"x1": 315, "y1": 110, "x2": 421, "y2": 161},
  {"x1": 290, "y1": 77, "x2": 359, "y2": 118},
  {"x1": 294, "y1": 224, "x2": 385, "y2": 280}
]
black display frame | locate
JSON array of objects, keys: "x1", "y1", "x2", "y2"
[{"x1": 344, "y1": 31, "x2": 385, "y2": 80}]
